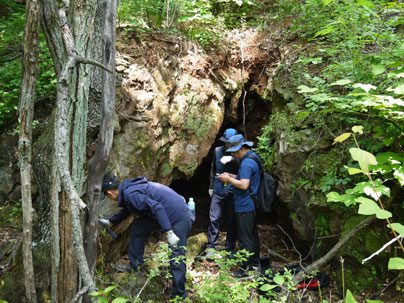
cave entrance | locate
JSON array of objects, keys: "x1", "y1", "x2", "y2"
[{"x1": 170, "y1": 91, "x2": 277, "y2": 234}]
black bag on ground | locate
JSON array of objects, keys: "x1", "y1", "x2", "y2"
[{"x1": 245, "y1": 155, "x2": 278, "y2": 213}]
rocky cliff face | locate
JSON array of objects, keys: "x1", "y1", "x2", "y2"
[{"x1": 104, "y1": 28, "x2": 274, "y2": 185}]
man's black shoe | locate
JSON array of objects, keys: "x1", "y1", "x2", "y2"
[
  {"x1": 115, "y1": 263, "x2": 133, "y2": 273},
  {"x1": 115, "y1": 263, "x2": 146, "y2": 275}
]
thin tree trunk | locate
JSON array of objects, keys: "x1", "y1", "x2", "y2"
[
  {"x1": 84, "y1": 0, "x2": 118, "y2": 276},
  {"x1": 18, "y1": 0, "x2": 41, "y2": 302}
]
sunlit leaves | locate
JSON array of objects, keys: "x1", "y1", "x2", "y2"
[
  {"x1": 349, "y1": 148, "x2": 377, "y2": 173},
  {"x1": 333, "y1": 132, "x2": 351, "y2": 144},
  {"x1": 330, "y1": 79, "x2": 352, "y2": 86},
  {"x1": 371, "y1": 65, "x2": 385, "y2": 75},
  {"x1": 390, "y1": 223, "x2": 404, "y2": 237},
  {"x1": 351, "y1": 125, "x2": 363, "y2": 134},
  {"x1": 353, "y1": 83, "x2": 377, "y2": 93},
  {"x1": 298, "y1": 85, "x2": 318, "y2": 93},
  {"x1": 346, "y1": 289, "x2": 358, "y2": 303},
  {"x1": 356, "y1": 197, "x2": 392, "y2": 219},
  {"x1": 388, "y1": 257, "x2": 404, "y2": 270}
]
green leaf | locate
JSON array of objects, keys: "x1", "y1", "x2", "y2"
[
  {"x1": 357, "y1": 197, "x2": 392, "y2": 219},
  {"x1": 273, "y1": 274, "x2": 285, "y2": 285},
  {"x1": 351, "y1": 125, "x2": 363, "y2": 134},
  {"x1": 260, "y1": 284, "x2": 277, "y2": 291},
  {"x1": 314, "y1": 25, "x2": 336, "y2": 37},
  {"x1": 346, "y1": 289, "x2": 358, "y2": 303},
  {"x1": 393, "y1": 168, "x2": 404, "y2": 186},
  {"x1": 298, "y1": 85, "x2": 318, "y2": 93},
  {"x1": 330, "y1": 79, "x2": 352, "y2": 86},
  {"x1": 356, "y1": 0, "x2": 376, "y2": 8},
  {"x1": 98, "y1": 298, "x2": 108, "y2": 303},
  {"x1": 333, "y1": 133, "x2": 351, "y2": 144},
  {"x1": 366, "y1": 300, "x2": 384, "y2": 303},
  {"x1": 388, "y1": 257, "x2": 404, "y2": 270},
  {"x1": 104, "y1": 285, "x2": 118, "y2": 295},
  {"x1": 353, "y1": 83, "x2": 377, "y2": 93},
  {"x1": 90, "y1": 291, "x2": 102, "y2": 297},
  {"x1": 348, "y1": 167, "x2": 363, "y2": 175},
  {"x1": 349, "y1": 148, "x2": 377, "y2": 173},
  {"x1": 112, "y1": 298, "x2": 130, "y2": 303},
  {"x1": 322, "y1": 0, "x2": 334, "y2": 5},
  {"x1": 326, "y1": 192, "x2": 341, "y2": 202},
  {"x1": 371, "y1": 65, "x2": 385, "y2": 75},
  {"x1": 390, "y1": 223, "x2": 404, "y2": 237}
]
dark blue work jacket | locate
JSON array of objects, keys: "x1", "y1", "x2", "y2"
[
  {"x1": 109, "y1": 177, "x2": 188, "y2": 232},
  {"x1": 209, "y1": 146, "x2": 240, "y2": 196}
]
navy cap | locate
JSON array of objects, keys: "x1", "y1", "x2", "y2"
[
  {"x1": 101, "y1": 174, "x2": 119, "y2": 199},
  {"x1": 219, "y1": 128, "x2": 237, "y2": 143},
  {"x1": 226, "y1": 134, "x2": 253, "y2": 152}
]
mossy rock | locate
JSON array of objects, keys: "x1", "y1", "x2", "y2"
[{"x1": 186, "y1": 232, "x2": 208, "y2": 262}]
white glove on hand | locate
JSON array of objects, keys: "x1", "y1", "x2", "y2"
[
  {"x1": 98, "y1": 218, "x2": 110, "y2": 227},
  {"x1": 220, "y1": 155, "x2": 233, "y2": 165},
  {"x1": 208, "y1": 189, "x2": 213, "y2": 197},
  {"x1": 166, "y1": 230, "x2": 180, "y2": 248}
]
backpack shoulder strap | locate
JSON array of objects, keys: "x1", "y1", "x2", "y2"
[{"x1": 241, "y1": 154, "x2": 263, "y2": 205}]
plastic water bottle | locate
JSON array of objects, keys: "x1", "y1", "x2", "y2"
[{"x1": 188, "y1": 197, "x2": 196, "y2": 222}]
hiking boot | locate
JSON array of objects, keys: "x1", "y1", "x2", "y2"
[
  {"x1": 115, "y1": 263, "x2": 133, "y2": 273},
  {"x1": 115, "y1": 263, "x2": 146, "y2": 275}
]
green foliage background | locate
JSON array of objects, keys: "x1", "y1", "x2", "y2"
[{"x1": 0, "y1": 1, "x2": 55, "y2": 126}]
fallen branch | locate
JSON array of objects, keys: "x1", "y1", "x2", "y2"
[
  {"x1": 279, "y1": 215, "x2": 377, "y2": 297},
  {"x1": 267, "y1": 249, "x2": 294, "y2": 264}
]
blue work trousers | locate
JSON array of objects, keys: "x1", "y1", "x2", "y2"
[
  {"x1": 207, "y1": 193, "x2": 237, "y2": 251},
  {"x1": 128, "y1": 211, "x2": 192, "y2": 299}
]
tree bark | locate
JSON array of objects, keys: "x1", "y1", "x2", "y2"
[
  {"x1": 39, "y1": 0, "x2": 114, "y2": 301},
  {"x1": 18, "y1": 0, "x2": 40, "y2": 302},
  {"x1": 84, "y1": 0, "x2": 117, "y2": 276}
]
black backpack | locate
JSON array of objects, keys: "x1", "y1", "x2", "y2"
[{"x1": 244, "y1": 155, "x2": 278, "y2": 213}]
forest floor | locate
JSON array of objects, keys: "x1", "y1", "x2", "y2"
[
  {"x1": 102, "y1": 202, "x2": 403, "y2": 303},
  {"x1": 0, "y1": 204, "x2": 403, "y2": 302}
]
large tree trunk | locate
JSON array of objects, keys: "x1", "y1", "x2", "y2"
[
  {"x1": 84, "y1": 0, "x2": 117, "y2": 276},
  {"x1": 38, "y1": 0, "x2": 116, "y2": 301},
  {"x1": 18, "y1": 0, "x2": 40, "y2": 302}
]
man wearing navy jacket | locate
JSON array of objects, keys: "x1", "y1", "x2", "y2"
[{"x1": 99, "y1": 173, "x2": 192, "y2": 300}]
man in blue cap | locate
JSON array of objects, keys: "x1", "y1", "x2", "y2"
[
  {"x1": 99, "y1": 173, "x2": 192, "y2": 300},
  {"x1": 218, "y1": 134, "x2": 261, "y2": 277},
  {"x1": 206, "y1": 128, "x2": 239, "y2": 258}
]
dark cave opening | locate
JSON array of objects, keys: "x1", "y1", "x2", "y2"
[{"x1": 169, "y1": 92, "x2": 282, "y2": 235}]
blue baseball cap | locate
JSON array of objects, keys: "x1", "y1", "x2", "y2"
[
  {"x1": 226, "y1": 134, "x2": 253, "y2": 152},
  {"x1": 219, "y1": 128, "x2": 237, "y2": 142}
]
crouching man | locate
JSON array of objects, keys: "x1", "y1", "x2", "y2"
[{"x1": 99, "y1": 173, "x2": 193, "y2": 300}]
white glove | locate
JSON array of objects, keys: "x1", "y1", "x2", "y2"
[
  {"x1": 98, "y1": 218, "x2": 110, "y2": 227},
  {"x1": 220, "y1": 155, "x2": 233, "y2": 165},
  {"x1": 208, "y1": 189, "x2": 213, "y2": 197},
  {"x1": 166, "y1": 230, "x2": 180, "y2": 248}
]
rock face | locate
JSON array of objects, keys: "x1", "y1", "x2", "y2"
[{"x1": 108, "y1": 31, "x2": 232, "y2": 185}]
